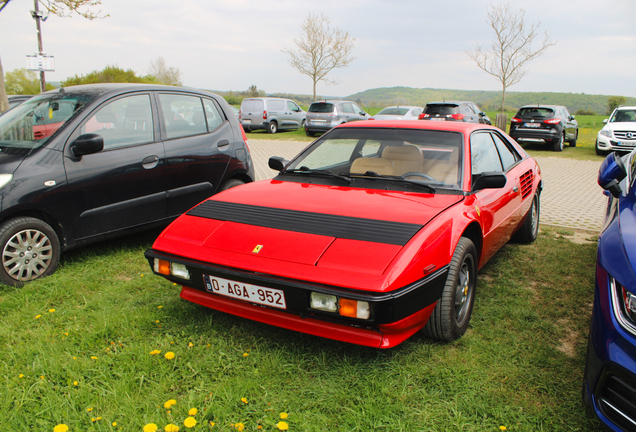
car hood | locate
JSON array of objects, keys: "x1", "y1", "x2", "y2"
[
  {"x1": 153, "y1": 180, "x2": 463, "y2": 290},
  {"x1": 0, "y1": 148, "x2": 30, "y2": 174},
  {"x1": 604, "y1": 121, "x2": 636, "y2": 131}
]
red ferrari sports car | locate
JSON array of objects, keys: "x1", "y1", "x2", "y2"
[{"x1": 145, "y1": 120, "x2": 541, "y2": 348}]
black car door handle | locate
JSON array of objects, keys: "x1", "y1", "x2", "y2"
[
  {"x1": 218, "y1": 140, "x2": 230, "y2": 148},
  {"x1": 142, "y1": 155, "x2": 159, "y2": 169}
]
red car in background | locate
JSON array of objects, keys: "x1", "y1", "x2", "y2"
[{"x1": 146, "y1": 120, "x2": 542, "y2": 348}]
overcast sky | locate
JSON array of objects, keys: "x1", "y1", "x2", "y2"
[{"x1": 2, "y1": 0, "x2": 636, "y2": 98}]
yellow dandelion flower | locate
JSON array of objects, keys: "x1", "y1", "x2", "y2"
[
  {"x1": 184, "y1": 417, "x2": 197, "y2": 428},
  {"x1": 64, "y1": 332, "x2": 68, "y2": 336},
  {"x1": 209, "y1": 421, "x2": 215, "y2": 427},
  {"x1": 90, "y1": 356, "x2": 98, "y2": 360},
  {"x1": 188, "y1": 408, "x2": 198, "y2": 416},
  {"x1": 157, "y1": 305, "x2": 162, "y2": 308},
  {"x1": 243, "y1": 353, "x2": 249, "y2": 357},
  {"x1": 86, "y1": 407, "x2": 93, "y2": 412},
  {"x1": 141, "y1": 274, "x2": 144, "y2": 277},
  {"x1": 49, "y1": 309, "x2": 55, "y2": 313},
  {"x1": 143, "y1": 424, "x2": 158, "y2": 432},
  {"x1": 40, "y1": 376, "x2": 45, "y2": 380},
  {"x1": 18, "y1": 374, "x2": 24, "y2": 378},
  {"x1": 72, "y1": 357, "x2": 76, "y2": 360},
  {"x1": 73, "y1": 381, "x2": 78, "y2": 386},
  {"x1": 112, "y1": 422, "x2": 117, "y2": 427},
  {"x1": 235, "y1": 423, "x2": 245, "y2": 431},
  {"x1": 188, "y1": 342, "x2": 194, "y2": 347},
  {"x1": 91, "y1": 417, "x2": 96, "y2": 422},
  {"x1": 277, "y1": 421, "x2": 289, "y2": 431},
  {"x1": 280, "y1": 412, "x2": 288, "y2": 420},
  {"x1": 164, "y1": 399, "x2": 177, "y2": 409},
  {"x1": 155, "y1": 320, "x2": 160, "y2": 323},
  {"x1": 241, "y1": 397, "x2": 248, "y2": 404},
  {"x1": 165, "y1": 424, "x2": 180, "y2": 432},
  {"x1": 258, "y1": 426, "x2": 262, "y2": 430},
  {"x1": 164, "y1": 351, "x2": 175, "y2": 360},
  {"x1": 53, "y1": 425, "x2": 69, "y2": 432},
  {"x1": 500, "y1": 427, "x2": 507, "y2": 431},
  {"x1": 35, "y1": 315, "x2": 41, "y2": 319},
  {"x1": 150, "y1": 350, "x2": 161, "y2": 355}
]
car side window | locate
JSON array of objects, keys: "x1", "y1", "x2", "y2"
[
  {"x1": 81, "y1": 94, "x2": 154, "y2": 150},
  {"x1": 471, "y1": 132, "x2": 503, "y2": 174},
  {"x1": 464, "y1": 104, "x2": 476, "y2": 115},
  {"x1": 202, "y1": 99, "x2": 224, "y2": 131},
  {"x1": 341, "y1": 103, "x2": 354, "y2": 114},
  {"x1": 159, "y1": 94, "x2": 208, "y2": 139},
  {"x1": 412, "y1": 108, "x2": 423, "y2": 116},
  {"x1": 287, "y1": 101, "x2": 300, "y2": 112},
  {"x1": 491, "y1": 133, "x2": 519, "y2": 171},
  {"x1": 352, "y1": 103, "x2": 365, "y2": 115}
]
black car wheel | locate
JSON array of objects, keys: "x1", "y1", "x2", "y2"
[
  {"x1": 268, "y1": 121, "x2": 278, "y2": 134},
  {"x1": 422, "y1": 237, "x2": 477, "y2": 341},
  {"x1": 512, "y1": 192, "x2": 540, "y2": 243},
  {"x1": 305, "y1": 129, "x2": 315, "y2": 137},
  {"x1": 0, "y1": 217, "x2": 60, "y2": 286},
  {"x1": 570, "y1": 129, "x2": 578, "y2": 147},
  {"x1": 553, "y1": 133, "x2": 564, "y2": 152}
]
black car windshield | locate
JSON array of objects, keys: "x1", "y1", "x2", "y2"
[
  {"x1": 425, "y1": 104, "x2": 458, "y2": 115},
  {"x1": 286, "y1": 127, "x2": 463, "y2": 189},
  {"x1": 309, "y1": 103, "x2": 335, "y2": 113},
  {"x1": 376, "y1": 107, "x2": 410, "y2": 116},
  {"x1": 517, "y1": 107, "x2": 554, "y2": 118},
  {"x1": 611, "y1": 109, "x2": 636, "y2": 123},
  {"x1": 0, "y1": 92, "x2": 93, "y2": 150}
]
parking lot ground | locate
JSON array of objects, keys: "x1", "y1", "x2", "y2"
[{"x1": 247, "y1": 140, "x2": 606, "y2": 232}]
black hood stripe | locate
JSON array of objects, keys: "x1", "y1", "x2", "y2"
[{"x1": 186, "y1": 200, "x2": 423, "y2": 246}]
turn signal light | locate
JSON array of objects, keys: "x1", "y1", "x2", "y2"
[
  {"x1": 339, "y1": 298, "x2": 370, "y2": 319},
  {"x1": 154, "y1": 259, "x2": 171, "y2": 275}
]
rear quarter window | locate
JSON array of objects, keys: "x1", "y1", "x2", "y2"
[{"x1": 268, "y1": 100, "x2": 285, "y2": 111}]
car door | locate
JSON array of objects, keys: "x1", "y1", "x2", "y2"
[
  {"x1": 352, "y1": 103, "x2": 368, "y2": 121},
  {"x1": 158, "y1": 92, "x2": 234, "y2": 217},
  {"x1": 64, "y1": 92, "x2": 167, "y2": 240},
  {"x1": 470, "y1": 131, "x2": 524, "y2": 264},
  {"x1": 286, "y1": 100, "x2": 304, "y2": 129}
]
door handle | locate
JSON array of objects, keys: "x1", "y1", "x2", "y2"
[
  {"x1": 217, "y1": 140, "x2": 230, "y2": 148},
  {"x1": 142, "y1": 155, "x2": 159, "y2": 169}
]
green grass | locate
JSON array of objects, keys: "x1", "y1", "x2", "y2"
[{"x1": 0, "y1": 227, "x2": 603, "y2": 431}]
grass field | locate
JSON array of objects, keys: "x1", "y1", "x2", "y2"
[{"x1": 0, "y1": 225, "x2": 603, "y2": 431}]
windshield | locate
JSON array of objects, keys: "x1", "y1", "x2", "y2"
[
  {"x1": 517, "y1": 107, "x2": 554, "y2": 118},
  {"x1": 0, "y1": 92, "x2": 92, "y2": 150},
  {"x1": 425, "y1": 104, "x2": 458, "y2": 116},
  {"x1": 286, "y1": 128, "x2": 463, "y2": 188},
  {"x1": 377, "y1": 107, "x2": 410, "y2": 116},
  {"x1": 611, "y1": 109, "x2": 636, "y2": 123}
]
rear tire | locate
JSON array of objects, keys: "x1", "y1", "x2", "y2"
[
  {"x1": 0, "y1": 217, "x2": 60, "y2": 286},
  {"x1": 268, "y1": 121, "x2": 278, "y2": 134},
  {"x1": 552, "y1": 133, "x2": 564, "y2": 152},
  {"x1": 422, "y1": 237, "x2": 477, "y2": 341},
  {"x1": 305, "y1": 129, "x2": 315, "y2": 137},
  {"x1": 512, "y1": 192, "x2": 540, "y2": 243}
]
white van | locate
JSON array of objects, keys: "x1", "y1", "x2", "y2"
[{"x1": 240, "y1": 97, "x2": 306, "y2": 134}]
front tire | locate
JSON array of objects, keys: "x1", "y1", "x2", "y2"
[
  {"x1": 267, "y1": 121, "x2": 278, "y2": 134},
  {"x1": 0, "y1": 217, "x2": 60, "y2": 286},
  {"x1": 422, "y1": 237, "x2": 477, "y2": 341},
  {"x1": 569, "y1": 129, "x2": 578, "y2": 147},
  {"x1": 552, "y1": 133, "x2": 564, "y2": 152},
  {"x1": 219, "y1": 179, "x2": 245, "y2": 192},
  {"x1": 512, "y1": 192, "x2": 540, "y2": 243}
]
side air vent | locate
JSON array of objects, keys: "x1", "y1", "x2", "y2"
[{"x1": 519, "y1": 170, "x2": 534, "y2": 200}]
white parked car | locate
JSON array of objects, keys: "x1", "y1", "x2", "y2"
[
  {"x1": 596, "y1": 106, "x2": 636, "y2": 155},
  {"x1": 369, "y1": 105, "x2": 424, "y2": 121}
]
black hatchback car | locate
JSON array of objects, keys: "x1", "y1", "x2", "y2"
[
  {"x1": 0, "y1": 84, "x2": 254, "y2": 285},
  {"x1": 418, "y1": 101, "x2": 491, "y2": 124},
  {"x1": 509, "y1": 105, "x2": 578, "y2": 152}
]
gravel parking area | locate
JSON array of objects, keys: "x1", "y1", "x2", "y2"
[{"x1": 247, "y1": 140, "x2": 606, "y2": 232}]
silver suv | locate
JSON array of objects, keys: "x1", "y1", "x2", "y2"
[
  {"x1": 239, "y1": 97, "x2": 306, "y2": 134},
  {"x1": 305, "y1": 100, "x2": 369, "y2": 137}
]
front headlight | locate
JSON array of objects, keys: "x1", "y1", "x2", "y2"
[
  {"x1": 0, "y1": 174, "x2": 13, "y2": 189},
  {"x1": 610, "y1": 276, "x2": 636, "y2": 336},
  {"x1": 600, "y1": 129, "x2": 613, "y2": 138}
]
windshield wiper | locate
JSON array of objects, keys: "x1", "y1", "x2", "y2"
[
  {"x1": 282, "y1": 166, "x2": 352, "y2": 184},
  {"x1": 349, "y1": 172, "x2": 436, "y2": 192}
]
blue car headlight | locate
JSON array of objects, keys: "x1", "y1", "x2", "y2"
[{"x1": 610, "y1": 276, "x2": 636, "y2": 336}]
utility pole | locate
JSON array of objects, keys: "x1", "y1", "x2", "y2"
[{"x1": 31, "y1": 0, "x2": 46, "y2": 93}]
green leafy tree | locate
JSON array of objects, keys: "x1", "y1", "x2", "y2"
[
  {"x1": 0, "y1": 0, "x2": 107, "y2": 113},
  {"x1": 61, "y1": 65, "x2": 157, "y2": 86},
  {"x1": 607, "y1": 96, "x2": 627, "y2": 115},
  {"x1": 5, "y1": 68, "x2": 54, "y2": 94}
]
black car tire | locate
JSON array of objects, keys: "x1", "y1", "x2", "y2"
[
  {"x1": 422, "y1": 237, "x2": 477, "y2": 341},
  {"x1": 268, "y1": 121, "x2": 278, "y2": 134},
  {"x1": 512, "y1": 192, "x2": 540, "y2": 243},
  {"x1": 0, "y1": 217, "x2": 60, "y2": 286},
  {"x1": 595, "y1": 140, "x2": 607, "y2": 156},
  {"x1": 569, "y1": 129, "x2": 578, "y2": 147},
  {"x1": 219, "y1": 179, "x2": 245, "y2": 192},
  {"x1": 301, "y1": 119, "x2": 306, "y2": 130},
  {"x1": 552, "y1": 133, "x2": 564, "y2": 152},
  {"x1": 305, "y1": 129, "x2": 315, "y2": 137}
]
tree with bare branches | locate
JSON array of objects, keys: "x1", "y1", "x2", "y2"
[
  {"x1": 148, "y1": 57, "x2": 182, "y2": 86},
  {"x1": 466, "y1": 3, "x2": 556, "y2": 115},
  {"x1": 0, "y1": 0, "x2": 106, "y2": 113},
  {"x1": 282, "y1": 12, "x2": 355, "y2": 101}
]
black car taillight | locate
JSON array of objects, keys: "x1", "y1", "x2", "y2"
[{"x1": 544, "y1": 118, "x2": 560, "y2": 125}]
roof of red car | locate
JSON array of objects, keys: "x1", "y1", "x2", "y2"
[{"x1": 338, "y1": 119, "x2": 496, "y2": 134}]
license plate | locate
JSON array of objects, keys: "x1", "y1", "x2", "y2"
[
  {"x1": 430, "y1": 117, "x2": 445, "y2": 121},
  {"x1": 311, "y1": 120, "x2": 326, "y2": 125},
  {"x1": 243, "y1": 119, "x2": 251, "y2": 124},
  {"x1": 524, "y1": 123, "x2": 540, "y2": 128},
  {"x1": 203, "y1": 275, "x2": 286, "y2": 309},
  {"x1": 618, "y1": 141, "x2": 634, "y2": 146}
]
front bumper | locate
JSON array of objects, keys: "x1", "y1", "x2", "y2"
[
  {"x1": 597, "y1": 134, "x2": 636, "y2": 153},
  {"x1": 585, "y1": 264, "x2": 636, "y2": 431},
  {"x1": 145, "y1": 249, "x2": 447, "y2": 348}
]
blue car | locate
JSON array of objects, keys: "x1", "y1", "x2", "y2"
[{"x1": 583, "y1": 151, "x2": 636, "y2": 431}]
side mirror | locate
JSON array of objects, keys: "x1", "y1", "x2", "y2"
[
  {"x1": 268, "y1": 156, "x2": 290, "y2": 172},
  {"x1": 603, "y1": 118, "x2": 609, "y2": 124},
  {"x1": 598, "y1": 152, "x2": 627, "y2": 198},
  {"x1": 571, "y1": 114, "x2": 576, "y2": 120},
  {"x1": 70, "y1": 133, "x2": 104, "y2": 157},
  {"x1": 479, "y1": 111, "x2": 486, "y2": 117},
  {"x1": 472, "y1": 172, "x2": 507, "y2": 191}
]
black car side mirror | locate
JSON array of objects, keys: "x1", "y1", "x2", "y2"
[
  {"x1": 269, "y1": 156, "x2": 290, "y2": 172},
  {"x1": 472, "y1": 172, "x2": 507, "y2": 191},
  {"x1": 70, "y1": 133, "x2": 104, "y2": 157}
]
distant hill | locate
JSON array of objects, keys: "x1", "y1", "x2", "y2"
[{"x1": 344, "y1": 86, "x2": 636, "y2": 115}]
